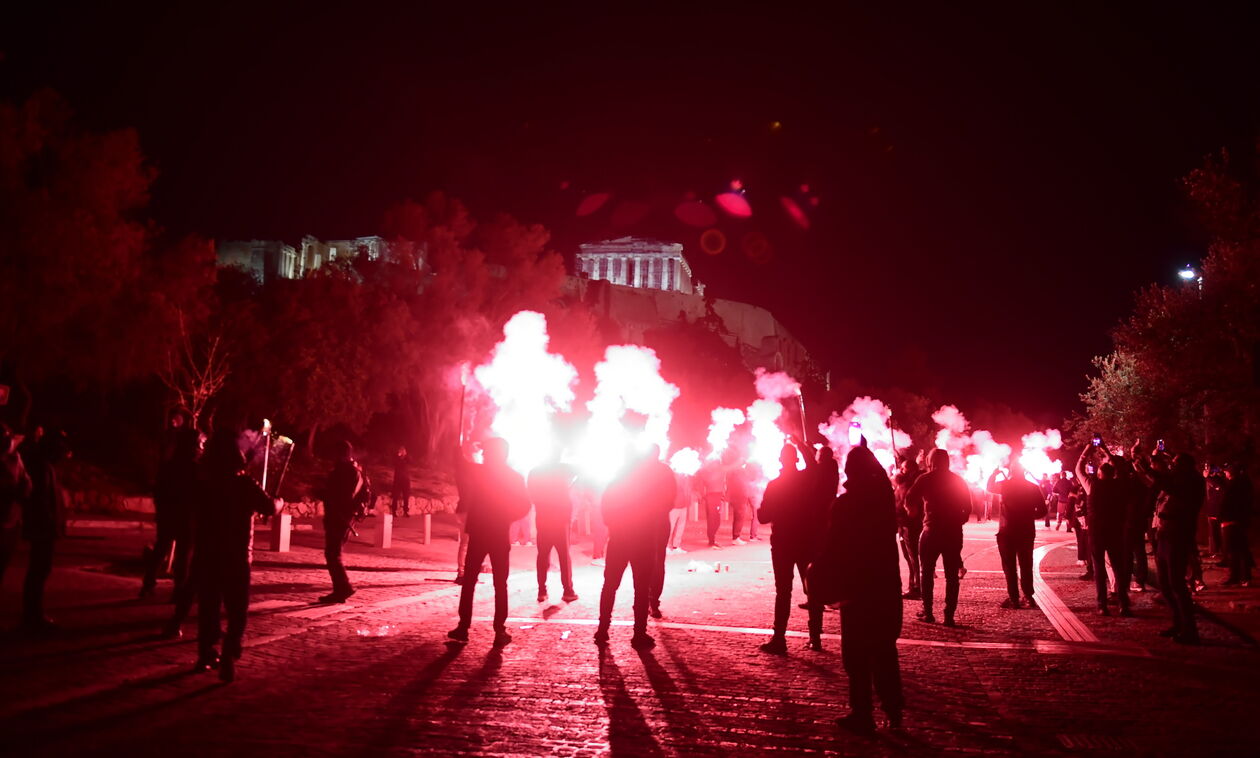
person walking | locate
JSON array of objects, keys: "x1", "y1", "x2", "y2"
[
  {"x1": 595, "y1": 446, "x2": 676, "y2": 649},
  {"x1": 448, "y1": 438, "x2": 531, "y2": 646},
  {"x1": 320, "y1": 441, "x2": 368, "y2": 603},
  {"x1": 698, "y1": 458, "x2": 725, "y2": 549},
  {"x1": 757, "y1": 440, "x2": 828, "y2": 654},
  {"x1": 192, "y1": 428, "x2": 282, "y2": 682},
  {"x1": 985, "y1": 460, "x2": 1045, "y2": 609},
  {"x1": 528, "y1": 453, "x2": 579, "y2": 603},
  {"x1": 827, "y1": 445, "x2": 904, "y2": 734},
  {"x1": 906, "y1": 449, "x2": 971, "y2": 626}
]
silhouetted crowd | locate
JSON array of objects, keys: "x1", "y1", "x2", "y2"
[{"x1": 3, "y1": 408, "x2": 1255, "y2": 731}]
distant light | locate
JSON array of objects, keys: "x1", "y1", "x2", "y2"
[{"x1": 1178, "y1": 265, "x2": 1197, "y2": 281}]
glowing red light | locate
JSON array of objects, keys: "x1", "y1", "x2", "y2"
[
  {"x1": 779, "y1": 196, "x2": 810, "y2": 229},
  {"x1": 700, "y1": 228, "x2": 726, "y2": 255},
  {"x1": 716, "y1": 192, "x2": 752, "y2": 218},
  {"x1": 576, "y1": 193, "x2": 611, "y2": 217}
]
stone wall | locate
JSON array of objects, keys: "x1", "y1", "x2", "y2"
[{"x1": 65, "y1": 490, "x2": 459, "y2": 519}]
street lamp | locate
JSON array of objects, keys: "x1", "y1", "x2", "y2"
[{"x1": 1178, "y1": 264, "x2": 1203, "y2": 295}]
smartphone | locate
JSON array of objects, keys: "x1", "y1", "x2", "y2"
[
  {"x1": 1086, "y1": 464, "x2": 1096, "y2": 475},
  {"x1": 847, "y1": 421, "x2": 862, "y2": 447},
  {"x1": 1091, "y1": 436, "x2": 1101, "y2": 447},
  {"x1": 1157, "y1": 439, "x2": 1165, "y2": 452}
]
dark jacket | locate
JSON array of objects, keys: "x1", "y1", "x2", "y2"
[
  {"x1": 1220, "y1": 473, "x2": 1254, "y2": 525},
  {"x1": 906, "y1": 468, "x2": 971, "y2": 534},
  {"x1": 194, "y1": 435, "x2": 277, "y2": 565},
  {"x1": 759, "y1": 462, "x2": 829, "y2": 554},
  {"x1": 528, "y1": 462, "x2": 577, "y2": 530},
  {"x1": 985, "y1": 474, "x2": 1045, "y2": 540},
  {"x1": 22, "y1": 447, "x2": 63, "y2": 541},
  {"x1": 827, "y1": 448, "x2": 901, "y2": 603},
  {"x1": 602, "y1": 456, "x2": 676, "y2": 539},
  {"x1": 457, "y1": 457, "x2": 531, "y2": 541},
  {"x1": 1139, "y1": 462, "x2": 1205, "y2": 544},
  {"x1": 323, "y1": 459, "x2": 364, "y2": 524}
]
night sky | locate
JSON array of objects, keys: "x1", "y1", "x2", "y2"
[{"x1": 4, "y1": 4, "x2": 1258, "y2": 422}]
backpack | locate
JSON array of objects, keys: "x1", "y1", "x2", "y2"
[{"x1": 351, "y1": 463, "x2": 373, "y2": 520}]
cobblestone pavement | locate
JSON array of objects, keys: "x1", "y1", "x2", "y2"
[{"x1": 1, "y1": 514, "x2": 1258, "y2": 756}]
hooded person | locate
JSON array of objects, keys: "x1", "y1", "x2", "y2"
[
  {"x1": 905, "y1": 448, "x2": 972, "y2": 626},
  {"x1": 191, "y1": 427, "x2": 282, "y2": 682},
  {"x1": 826, "y1": 445, "x2": 904, "y2": 734}
]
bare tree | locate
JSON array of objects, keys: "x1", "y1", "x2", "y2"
[{"x1": 160, "y1": 310, "x2": 229, "y2": 427}]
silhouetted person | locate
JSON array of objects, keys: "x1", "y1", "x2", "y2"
[
  {"x1": 985, "y1": 460, "x2": 1046, "y2": 609},
  {"x1": 1220, "y1": 463, "x2": 1253, "y2": 585},
  {"x1": 894, "y1": 456, "x2": 924, "y2": 600},
  {"x1": 827, "y1": 446, "x2": 904, "y2": 734},
  {"x1": 0, "y1": 423, "x2": 32, "y2": 592},
  {"x1": 391, "y1": 446, "x2": 411, "y2": 517},
  {"x1": 728, "y1": 457, "x2": 753, "y2": 543},
  {"x1": 321, "y1": 440, "x2": 367, "y2": 603},
  {"x1": 698, "y1": 458, "x2": 725, "y2": 548},
  {"x1": 1137, "y1": 448, "x2": 1205, "y2": 643},
  {"x1": 651, "y1": 469, "x2": 692, "y2": 617},
  {"x1": 906, "y1": 449, "x2": 971, "y2": 626},
  {"x1": 192, "y1": 430, "x2": 281, "y2": 682},
  {"x1": 449, "y1": 438, "x2": 530, "y2": 646},
  {"x1": 1076, "y1": 442, "x2": 1132, "y2": 616},
  {"x1": 18, "y1": 430, "x2": 70, "y2": 632},
  {"x1": 141, "y1": 409, "x2": 201, "y2": 599},
  {"x1": 596, "y1": 446, "x2": 676, "y2": 649},
  {"x1": 528, "y1": 453, "x2": 578, "y2": 603},
  {"x1": 757, "y1": 441, "x2": 827, "y2": 654},
  {"x1": 666, "y1": 469, "x2": 691, "y2": 551}
]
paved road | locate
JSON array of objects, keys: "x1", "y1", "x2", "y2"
[{"x1": 1, "y1": 515, "x2": 1257, "y2": 756}]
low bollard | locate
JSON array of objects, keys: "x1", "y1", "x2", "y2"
[
  {"x1": 423, "y1": 513, "x2": 432, "y2": 546},
  {"x1": 375, "y1": 512, "x2": 393, "y2": 549},
  {"x1": 269, "y1": 512, "x2": 292, "y2": 552}
]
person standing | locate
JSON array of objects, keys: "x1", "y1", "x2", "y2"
[
  {"x1": 320, "y1": 441, "x2": 367, "y2": 604},
  {"x1": 985, "y1": 461, "x2": 1045, "y2": 609},
  {"x1": 141, "y1": 409, "x2": 200, "y2": 599},
  {"x1": 0, "y1": 423, "x2": 32, "y2": 592},
  {"x1": 1076, "y1": 442, "x2": 1132, "y2": 616},
  {"x1": 906, "y1": 449, "x2": 971, "y2": 626},
  {"x1": 1137, "y1": 448, "x2": 1205, "y2": 644},
  {"x1": 390, "y1": 446, "x2": 411, "y2": 517},
  {"x1": 757, "y1": 441, "x2": 827, "y2": 654},
  {"x1": 448, "y1": 438, "x2": 531, "y2": 646},
  {"x1": 698, "y1": 458, "x2": 725, "y2": 549},
  {"x1": 192, "y1": 429, "x2": 282, "y2": 682},
  {"x1": 528, "y1": 453, "x2": 579, "y2": 603},
  {"x1": 894, "y1": 456, "x2": 924, "y2": 600},
  {"x1": 595, "y1": 446, "x2": 676, "y2": 649},
  {"x1": 827, "y1": 445, "x2": 904, "y2": 734},
  {"x1": 18, "y1": 430, "x2": 71, "y2": 632},
  {"x1": 1219, "y1": 462, "x2": 1253, "y2": 587},
  {"x1": 728, "y1": 457, "x2": 752, "y2": 544},
  {"x1": 666, "y1": 469, "x2": 691, "y2": 552}
]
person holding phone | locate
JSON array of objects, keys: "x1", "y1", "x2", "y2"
[{"x1": 1076, "y1": 437, "x2": 1133, "y2": 617}]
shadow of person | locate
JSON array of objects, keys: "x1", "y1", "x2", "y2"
[
  {"x1": 600, "y1": 647, "x2": 664, "y2": 758},
  {"x1": 355, "y1": 644, "x2": 465, "y2": 757}
]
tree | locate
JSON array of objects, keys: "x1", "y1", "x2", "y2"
[
  {"x1": 0, "y1": 90, "x2": 215, "y2": 388},
  {"x1": 1077, "y1": 145, "x2": 1260, "y2": 458}
]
